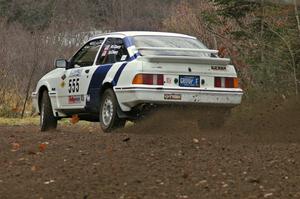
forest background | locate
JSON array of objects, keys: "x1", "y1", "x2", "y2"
[{"x1": 0, "y1": 0, "x2": 299, "y2": 117}]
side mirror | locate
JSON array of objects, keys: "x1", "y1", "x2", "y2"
[{"x1": 55, "y1": 59, "x2": 68, "y2": 68}]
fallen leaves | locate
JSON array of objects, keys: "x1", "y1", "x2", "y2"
[
  {"x1": 39, "y1": 143, "x2": 47, "y2": 152},
  {"x1": 11, "y1": 142, "x2": 20, "y2": 152},
  {"x1": 222, "y1": 183, "x2": 229, "y2": 188},
  {"x1": 44, "y1": 179, "x2": 55, "y2": 185},
  {"x1": 264, "y1": 193, "x2": 273, "y2": 198},
  {"x1": 31, "y1": 165, "x2": 37, "y2": 172},
  {"x1": 192, "y1": 137, "x2": 207, "y2": 144},
  {"x1": 178, "y1": 195, "x2": 189, "y2": 199},
  {"x1": 192, "y1": 138, "x2": 199, "y2": 143},
  {"x1": 10, "y1": 140, "x2": 50, "y2": 154},
  {"x1": 37, "y1": 142, "x2": 49, "y2": 153},
  {"x1": 195, "y1": 180, "x2": 207, "y2": 186},
  {"x1": 70, "y1": 114, "x2": 80, "y2": 124}
]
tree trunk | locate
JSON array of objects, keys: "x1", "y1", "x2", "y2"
[
  {"x1": 21, "y1": 32, "x2": 38, "y2": 118},
  {"x1": 293, "y1": 0, "x2": 300, "y2": 97},
  {"x1": 260, "y1": 0, "x2": 265, "y2": 62},
  {"x1": 294, "y1": 0, "x2": 300, "y2": 38}
]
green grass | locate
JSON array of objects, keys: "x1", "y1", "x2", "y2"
[
  {"x1": 0, "y1": 117, "x2": 40, "y2": 126},
  {"x1": 0, "y1": 117, "x2": 94, "y2": 126}
]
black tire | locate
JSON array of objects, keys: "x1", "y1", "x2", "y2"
[
  {"x1": 99, "y1": 89, "x2": 126, "y2": 132},
  {"x1": 40, "y1": 90, "x2": 57, "y2": 132}
]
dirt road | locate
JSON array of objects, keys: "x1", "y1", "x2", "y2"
[{"x1": 0, "y1": 98, "x2": 299, "y2": 199}]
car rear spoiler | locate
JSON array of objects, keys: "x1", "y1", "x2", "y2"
[
  {"x1": 136, "y1": 47, "x2": 219, "y2": 54},
  {"x1": 137, "y1": 55, "x2": 230, "y2": 65},
  {"x1": 136, "y1": 47, "x2": 230, "y2": 65}
]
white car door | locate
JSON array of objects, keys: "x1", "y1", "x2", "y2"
[{"x1": 57, "y1": 38, "x2": 105, "y2": 109}]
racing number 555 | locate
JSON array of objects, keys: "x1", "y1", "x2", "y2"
[{"x1": 68, "y1": 78, "x2": 79, "y2": 93}]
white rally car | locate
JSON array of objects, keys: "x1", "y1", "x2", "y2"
[{"x1": 32, "y1": 31, "x2": 243, "y2": 132}]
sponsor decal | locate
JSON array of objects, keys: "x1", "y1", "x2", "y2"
[
  {"x1": 68, "y1": 95, "x2": 84, "y2": 104},
  {"x1": 69, "y1": 69, "x2": 82, "y2": 77},
  {"x1": 166, "y1": 77, "x2": 172, "y2": 84},
  {"x1": 90, "y1": 40, "x2": 102, "y2": 46},
  {"x1": 108, "y1": 50, "x2": 118, "y2": 55},
  {"x1": 124, "y1": 37, "x2": 141, "y2": 60},
  {"x1": 61, "y1": 74, "x2": 66, "y2": 80},
  {"x1": 211, "y1": 66, "x2": 226, "y2": 71},
  {"x1": 104, "y1": 45, "x2": 110, "y2": 50},
  {"x1": 192, "y1": 94, "x2": 201, "y2": 102},
  {"x1": 68, "y1": 78, "x2": 80, "y2": 93},
  {"x1": 60, "y1": 81, "x2": 65, "y2": 88},
  {"x1": 164, "y1": 94, "x2": 182, "y2": 100},
  {"x1": 101, "y1": 45, "x2": 111, "y2": 57},
  {"x1": 120, "y1": 55, "x2": 127, "y2": 61},
  {"x1": 110, "y1": 44, "x2": 121, "y2": 49},
  {"x1": 101, "y1": 51, "x2": 107, "y2": 57}
]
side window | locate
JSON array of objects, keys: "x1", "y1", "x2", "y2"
[
  {"x1": 96, "y1": 38, "x2": 129, "y2": 65},
  {"x1": 71, "y1": 39, "x2": 104, "y2": 67}
]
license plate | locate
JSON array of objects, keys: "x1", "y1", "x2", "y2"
[
  {"x1": 164, "y1": 94, "x2": 182, "y2": 100},
  {"x1": 179, "y1": 75, "x2": 200, "y2": 87}
]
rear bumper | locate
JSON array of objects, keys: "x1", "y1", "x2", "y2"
[{"x1": 114, "y1": 86, "x2": 243, "y2": 111}]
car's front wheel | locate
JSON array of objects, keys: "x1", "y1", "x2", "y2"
[
  {"x1": 40, "y1": 90, "x2": 57, "y2": 131},
  {"x1": 99, "y1": 89, "x2": 126, "y2": 132}
]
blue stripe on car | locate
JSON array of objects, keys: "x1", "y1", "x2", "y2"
[
  {"x1": 124, "y1": 36, "x2": 141, "y2": 61},
  {"x1": 86, "y1": 64, "x2": 113, "y2": 112},
  {"x1": 110, "y1": 37, "x2": 140, "y2": 86},
  {"x1": 129, "y1": 53, "x2": 141, "y2": 61},
  {"x1": 112, "y1": 62, "x2": 128, "y2": 86},
  {"x1": 123, "y1": 36, "x2": 134, "y2": 47},
  {"x1": 85, "y1": 37, "x2": 138, "y2": 112}
]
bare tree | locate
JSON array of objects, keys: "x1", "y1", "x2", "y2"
[{"x1": 294, "y1": 0, "x2": 300, "y2": 38}]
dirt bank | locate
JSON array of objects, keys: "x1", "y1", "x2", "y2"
[{"x1": 0, "y1": 98, "x2": 299, "y2": 199}]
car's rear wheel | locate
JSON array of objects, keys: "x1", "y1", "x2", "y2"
[
  {"x1": 40, "y1": 90, "x2": 57, "y2": 131},
  {"x1": 99, "y1": 89, "x2": 126, "y2": 132}
]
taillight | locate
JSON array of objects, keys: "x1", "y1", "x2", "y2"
[
  {"x1": 225, "y1": 78, "x2": 234, "y2": 88},
  {"x1": 215, "y1": 77, "x2": 221, "y2": 88},
  {"x1": 215, "y1": 77, "x2": 239, "y2": 88},
  {"x1": 132, "y1": 74, "x2": 164, "y2": 85},
  {"x1": 233, "y1": 78, "x2": 239, "y2": 88}
]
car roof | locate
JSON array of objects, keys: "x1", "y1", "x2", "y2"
[{"x1": 90, "y1": 31, "x2": 196, "y2": 40}]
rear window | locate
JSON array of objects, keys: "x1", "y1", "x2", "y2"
[{"x1": 133, "y1": 36, "x2": 209, "y2": 57}]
